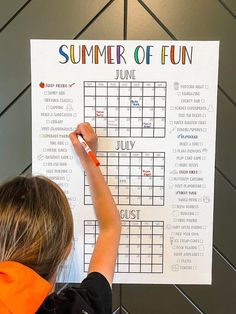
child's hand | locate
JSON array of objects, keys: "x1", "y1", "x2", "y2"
[{"x1": 69, "y1": 122, "x2": 98, "y2": 169}]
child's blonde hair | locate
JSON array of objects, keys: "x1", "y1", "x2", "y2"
[{"x1": 0, "y1": 175, "x2": 73, "y2": 281}]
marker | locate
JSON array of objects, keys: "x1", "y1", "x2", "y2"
[{"x1": 78, "y1": 135, "x2": 100, "y2": 167}]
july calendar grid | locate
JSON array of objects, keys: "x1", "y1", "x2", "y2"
[
  {"x1": 84, "y1": 81, "x2": 167, "y2": 138},
  {"x1": 84, "y1": 151, "x2": 165, "y2": 206}
]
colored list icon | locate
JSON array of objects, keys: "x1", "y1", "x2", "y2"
[{"x1": 39, "y1": 82, "x2": 45, "y2": 88}]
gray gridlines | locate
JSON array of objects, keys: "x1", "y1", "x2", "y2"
[
  {"x1": 84, "y1": 220, "x2": 164, "y2": 273},
  {"x1": 84, "y1": 81, "x2": 167, "y2": 138},
  {"x1": 84, "y1": 151, "x2": 165, "y2": 206}
]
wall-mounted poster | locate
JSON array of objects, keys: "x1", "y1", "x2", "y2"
[{"x1": 31, "y1": 40, "x2": 219, "y2": 284}]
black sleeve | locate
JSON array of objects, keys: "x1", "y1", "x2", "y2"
[
  {"x1": 37, "y1": 272, "x2": 112, "y2": 314},
  {"x1": 79, "y1": 272, "x2": 112, "y2": 314}
]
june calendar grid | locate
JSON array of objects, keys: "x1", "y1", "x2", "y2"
[
  {"x1": 83, "y1": 81, "x2": 167, "y2": 138},
  {"x1": 84, "y1": 151, "x2": 165, "y2": 206},
  {"x1": 84, "y1": 220, "x2": 164, "y2": 274}
]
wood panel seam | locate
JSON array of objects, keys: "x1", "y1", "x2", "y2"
[
  {"x1": 137, "y1": 0, "x2": 177, "y2": 40},
  {"x1": 20, "y1": 163, "x2": 32, "y2": 175},
  {"x1": 174, "y1": 285, "x2": 205, "y2": 314},
  {"x1": 215, "y1": 166, "x2": 236, "y2": 190},
  {"x1": 218, "y1": 0, "x2": 236, "y2": 19},
  {"x1": 0, "y1": 83, "x2": 31, "y2": 118},
  {"x1": 0, "y1": 0, "x2": 33, "y2": 33},
  {"x1": 74, "y1": 0, "x2": 115, "y2": 39},
  {"x1": 218, "y1": 85, "x2": 236, "y2": 108},
  {"x1": 123, "y1": 0, "x2": 128, "y2": 40},
  {"x1": 213, "y1": 246, "x2": 236, "y2": 272}
]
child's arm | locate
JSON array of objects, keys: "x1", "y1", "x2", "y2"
[{"x1": 69, "y1": 123, "x2": 121, "y2": 286}]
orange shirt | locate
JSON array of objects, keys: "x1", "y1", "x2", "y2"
[{"x1": 0, "y1": 261, "x2": 52, "y2": 314}]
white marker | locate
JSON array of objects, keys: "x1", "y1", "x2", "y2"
[{"x1": 78, "y1": 135, "x2": 100, "y2": 167}]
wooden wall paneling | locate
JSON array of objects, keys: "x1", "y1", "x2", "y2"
[
  {"x1": 216, "y1": 91, "x2": 236, "y2": 186},
  {"x1": 0, "y1": 0, "x2": 111, "y2": 113},
  {"x1": 0, "y1": 0, "x2": 28, "y2": 29},
  {"x1": 179, "y1": 250, "x2": 236, "y2": 314},
  {"x1": 141, "y1": 0, "x2": 236, "y2": 102},
  {"x1": 0, "y1": 1, "x2": 235, "y2": 313},
  {"x1": 214, "y1": 172, "x2": 236, "y2": 265},
  {"x1": 127, "y1": 0, "x2": 172, "y2": 40},
  {"x1": 79, "y1": 0, "x2": 123, "y2": 40},
  {"x1": 122, "y1": 283, "x2": 201, "y2": 314},
  {"x1": 0, "y1": 89, "x2": 31, "y2": 182}
]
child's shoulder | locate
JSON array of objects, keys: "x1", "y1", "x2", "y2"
[{"x1": 37, "y1": 272, "x2": 112, "y2": 314}]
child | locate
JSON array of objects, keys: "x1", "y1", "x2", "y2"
[{"x1": 0, "y1": 122, "x2": 121, "y2": 314}]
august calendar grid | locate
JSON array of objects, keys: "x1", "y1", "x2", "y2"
[{"x1": 84, "y1": 220, "x2": 164, "y2": 274}]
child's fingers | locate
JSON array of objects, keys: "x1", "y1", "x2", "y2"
[
  {"x1": 69, "y1": 131, "x2": 85, "y2": 157},
  {"x1": 75, "y1": 123, "x2": 98, "y2": 151},
  {"x1": 76, "y1": 123, "x2": 95, "y2": 140},
  {"x1": 69, "y1": 131, "x2": 78, "y2": 146}
]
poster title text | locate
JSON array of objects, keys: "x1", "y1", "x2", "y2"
[{"x1": 59, "y1": 44, "x2": 193, "y2": 65}]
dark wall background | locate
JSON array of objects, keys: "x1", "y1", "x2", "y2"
[{"x1": 0, "y1": 1, "x2": 235, "y2": 313}]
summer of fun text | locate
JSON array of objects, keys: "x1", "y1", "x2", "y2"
[{"x1": 58, "y1": 44, "x2": 193, "y2": 65}]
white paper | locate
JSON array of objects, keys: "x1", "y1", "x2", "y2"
[{"x1": 31, "y1": 40, "x2": 219, "y2": 284}]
